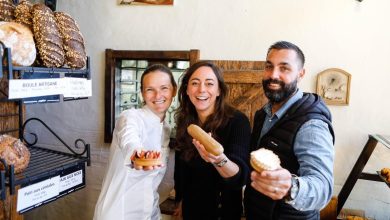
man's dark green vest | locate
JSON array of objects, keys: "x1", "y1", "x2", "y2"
[{"x1": 244, "y1": 93, "x2": 335, "y2": 220}]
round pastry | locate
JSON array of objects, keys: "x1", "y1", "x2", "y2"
[
  {"x1": 131, "y1": 149, "x2": 162, "y2": 167},
  {"x1": 250, "y1": 148, "x2": 280, "y2": 172},
  {"x1": 0, "y1": 134, "x2": 30, "y2": 174},
  {"x1": 381, "y1": 167, "x2": 390, "y2": 182},
  {"x1": 381, "y1": 167, "x2": 390, "y2": 176}
]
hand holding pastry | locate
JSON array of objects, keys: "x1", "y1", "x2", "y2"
[
  {"x1": 130, "y1": 149, "x2": 163, "y2": 171},
  {"x1": 249, "y1": 148, "x2": 291, "y2": 200}
]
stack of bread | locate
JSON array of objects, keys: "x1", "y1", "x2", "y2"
[
  {"x1": 0, "y1": 0, "x2": 14, "y2": 22},
  {"x1": 0, "y1": 134, "x2": 30, "y2": 174},
  {"x1": 0, "y1": 0, "x2": 86, "y2": 69}
]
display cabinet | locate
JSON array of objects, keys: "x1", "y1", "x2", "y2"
[{"x1": 0, "y1": 42, "x2": 91, "y2": 219}]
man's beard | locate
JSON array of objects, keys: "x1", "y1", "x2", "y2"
[{"x1": 262, "y1": 78, "x2": 298, "y2": 103}]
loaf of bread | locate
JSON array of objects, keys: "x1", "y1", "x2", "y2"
[
  {"x1": 14, "y1": 0, "x2": 33, "y2": 30},
  {"x1": 187, "y1": 124, "x2": 224, "y2": 156},
  {"x1": 0, "y1": 21, "x2": 36, "y2": 66},
  {"x1": 32, "y1": 3, "x2": 65, "y2": 67},
  {"x1": 0, "y1": 0, "x2": 15, "y2": 22},
  {"x1": 54, "y1": 11, "x2": 86, "y2": 69},
  {"x1": 0, "y1": 135, "x2": 30, "y2": 174}
]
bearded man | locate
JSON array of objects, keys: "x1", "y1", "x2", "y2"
[{"x1": 244, "y1": 41, "x2": 335, "y2": 220}]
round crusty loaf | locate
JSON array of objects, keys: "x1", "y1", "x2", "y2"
[
  {"x1": 0, "y1": 0, "x2": 15, "y2": 22},
  {"x1": 32, "y1": 3, "x2": 65, "y2": 67},
  {"x1": 0, "y1": 21, "x2": 36, "y2": 66},
  {"x1": 14, "y1": 0, "x2": 33, "y2": 30},
  {"x1": 0, "y1": 135, "x2": 30, "y2": 174},
  {"x1": 54, "y1": 11, "x2": 86, "y2": 69}
]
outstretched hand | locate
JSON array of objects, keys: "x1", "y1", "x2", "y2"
[
  {"x1": 130, "y1": 151, "x2": 164, "y2": 171},
  {"x1": 132, "y1": 163, "x2": 164, "y2": 171},
  {"x1": 250, "y1": 168, "x2": 292, "y2": 200}
]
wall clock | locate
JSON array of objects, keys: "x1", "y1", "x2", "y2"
[{"x1": 316, "y1": 68, "x2": 351, "y2": 105}]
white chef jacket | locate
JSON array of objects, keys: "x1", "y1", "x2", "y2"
[{"x1": 94, "y1": 106, "x2": 171, "y2": 220}]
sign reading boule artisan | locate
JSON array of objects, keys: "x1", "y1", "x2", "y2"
[{"x1": 8, "y1": 78, "x2": 92, "y2": 99}]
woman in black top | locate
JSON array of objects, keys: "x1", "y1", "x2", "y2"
[{"x1": 174, "y1": 61, "x2": 251, "y2": 220}]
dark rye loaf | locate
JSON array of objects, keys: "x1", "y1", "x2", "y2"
[
  {"x1": 0, "y1": 0, "x2": 15, "y2": 22},
  {"x1": 54, "y1": 11, "x2": 86, "y2": 69},
  {"x1": 32, "y1": 3, "x2": 64, "y2": 67},
  {"x1": 15, "y1": 0, "x2": 33, "y2": 30}
]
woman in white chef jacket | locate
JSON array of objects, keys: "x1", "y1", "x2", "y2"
[{"x1": 94, "y1": 64, "x2": 177, "y2": 220}]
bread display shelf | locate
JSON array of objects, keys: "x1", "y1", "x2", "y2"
[
  {"x1": 5, "y1": 117, "x2": 91, "y2": 213},
  {"x1": 1, "y1": 42, "x2": 91, "y2": 104},
  {"x1": 0, "y1": 42, "x2": 91, "y2": 215}
]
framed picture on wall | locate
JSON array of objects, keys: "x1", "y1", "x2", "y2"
[
  {"x1": 120, "y1": 0, "x2": 174, "y2": 5},
  {"x1": 316, "y1": 68, "x2": 351, "y2": 105}
]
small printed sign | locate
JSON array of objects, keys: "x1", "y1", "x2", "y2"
[
  {"x1": 59, "y1": 169, "x2": 83, "y2": 192},
  {"x1": 9, "y1": 78, "x2": 65, "y2": 99},
  {"x1": 63, "y1": 78, "x2": 92, "y2": 98},
  {"x1": 16, "y1": 169, "x2": 84, "y2": 212},
  {"x1": 17, "y1": 176, "x2": 60, "y2": 212},
  {"x1": 8, "y1": 78, "x2": 92, "y2": 99}
]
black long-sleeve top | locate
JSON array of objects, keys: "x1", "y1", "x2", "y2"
[{"x1": 174, "y1": 111, "x2": 251, "y2": 220}]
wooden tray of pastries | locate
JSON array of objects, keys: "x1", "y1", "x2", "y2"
[{"x1": 377, "y1": 168, "x2": 390, "y2": 188}]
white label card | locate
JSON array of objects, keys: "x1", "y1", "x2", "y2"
[
  {"x1": 8, "y1": 78, "x2": 92, "y2": 99},
  {"x1": 59, "y1": 169, "x2": 83, "y2": 192},
  {"x1": 63, "y1": 78, "x2": 92, "y2": 98},
  {"x1": 9, "y1": 78, "x2": 65, "y2": 99},
  {"x1": 17, "y1": 176, "x2": 60, "y2": 212}
]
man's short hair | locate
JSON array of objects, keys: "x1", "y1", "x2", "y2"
[{"x1": 267, "y1": 41, "x2": 305, "y2": 68}]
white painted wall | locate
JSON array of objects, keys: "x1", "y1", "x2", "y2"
[{"x1": 24, "y1": 0, "x2": 390, "y2": 219}]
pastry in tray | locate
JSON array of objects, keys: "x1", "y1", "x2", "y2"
[
  {"x1": 380, "y1": 167, "x2": 390, "y2": 182},
  {"x1": 0, "y1": 134, "x2": 30, "y2": 174},
  {"x1": 130, "y1": 149, "x2": 162, "y2": 167}
]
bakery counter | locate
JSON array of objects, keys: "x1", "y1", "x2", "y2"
[{"x1": 337, "y1": 134, "x2": 390, "y2": 215}]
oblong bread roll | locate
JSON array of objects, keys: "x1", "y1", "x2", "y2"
[
  {"x1": 187, "y1": 124, "x2": 224, "y2": 156},
  {"x1": 133, "y1": 158, "x2": 162, "y2": 167}
]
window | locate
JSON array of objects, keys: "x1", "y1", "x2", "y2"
[{"x1": 104, "y1": 50, "x2": 199, "y2": 142}]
